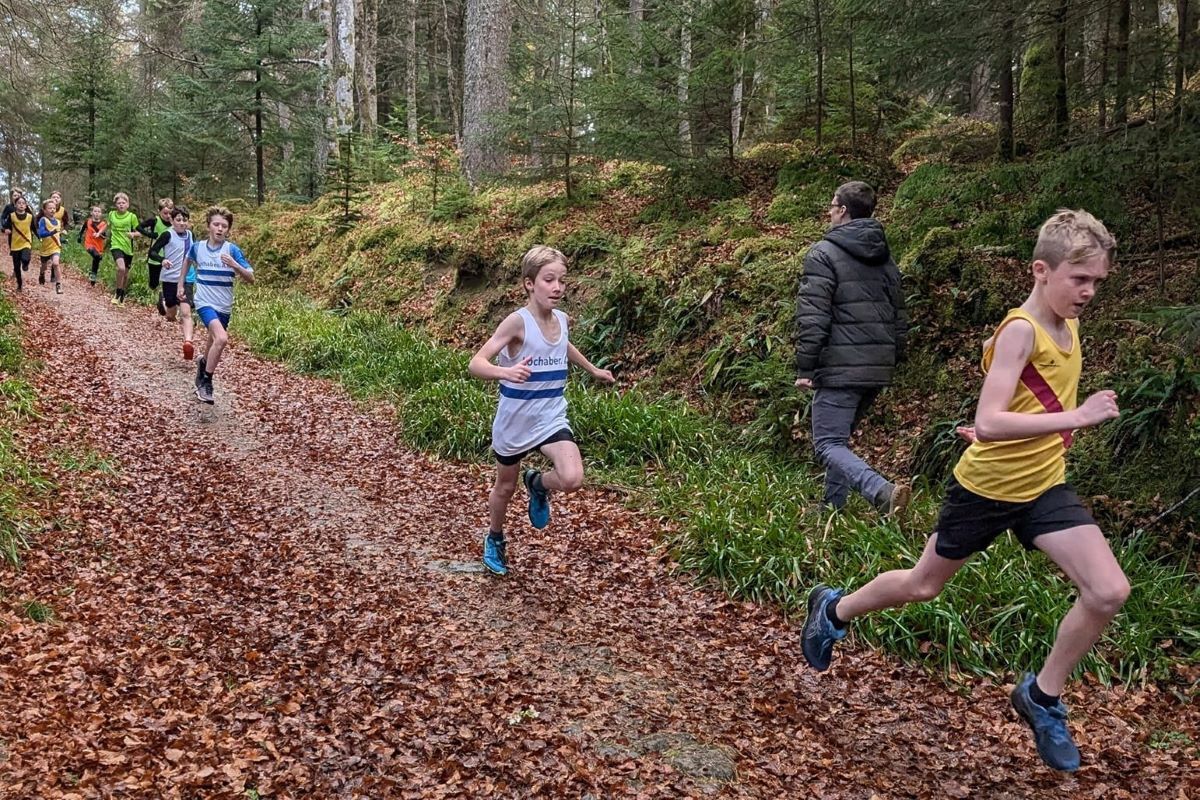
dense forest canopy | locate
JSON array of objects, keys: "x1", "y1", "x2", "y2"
[{"x1": 0, "y1": 0, "x2": 1194, "y2": 209}]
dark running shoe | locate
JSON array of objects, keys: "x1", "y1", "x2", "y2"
[
  {"x1": 801, "y1": 584, "x2": 847, "y2": 672},
  {"x1": 195, "y1": 373, "x2": 214, "y2": 405},
  {"x1": 1011, "y1": 672, "x2": 1081, "y2": 772},
  {"x1": 156, "y1": 295, "x2": 166, "y2": 316}
]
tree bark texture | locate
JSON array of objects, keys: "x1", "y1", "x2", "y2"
[
  {"x1": 332, "y1": 0, "x2": 357, "y2": 135},
  {"x1": 678, "y1": 4, "x2": 692, "y2": 153},
  {"x1": 408, "y1": 0, "x2": 419, "y2": 145},
  {"x1": 1114, "y1": 0, "x2": 1130, "y2": 124},
  {"x1": 356, "y1": 0, "x2": 380, "y2": 135},
  {"x1": 461, "y1": 0, "x2": 514, "y2": 185}
]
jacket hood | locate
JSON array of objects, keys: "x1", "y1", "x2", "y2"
[{"x1": 823, "y1": 218, "x2": 892, "y2": 265}]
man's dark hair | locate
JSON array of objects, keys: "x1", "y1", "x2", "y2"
[{"x1": 834, "y1": 181, "x2": 876, "y2": 219}]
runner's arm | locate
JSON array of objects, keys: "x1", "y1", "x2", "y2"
[
  {"x1": 469, "y1": 313, "x2": 527, "y2": 382},
  {"x1": 566, "y1": 342, "x2": 614, "y2": 383},
  {"x1": 148, "y1": 231, "x2": 171, "y2": 263},
  {"x1": 973, "y1": 320, "x2": 1115, "y2": 441}
]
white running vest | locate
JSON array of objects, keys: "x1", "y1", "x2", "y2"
[
  {"x1": 159, "y1": 230, "x2": 193, "y2": 283},
  {"x1": 491, "y1": 308, "x2": 571, "y2": 456}
]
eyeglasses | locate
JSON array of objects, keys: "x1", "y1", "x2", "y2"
[{"x1": 829, "y1": 202, "x2": 845, "y2": 210}]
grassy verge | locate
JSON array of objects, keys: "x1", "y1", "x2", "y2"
[
  {"x1": 235, "y1": 288, "x2": 1198, "y2": 684},
  {"x1": 0, "y1": 292, "x2": 50, "y2": 566}
]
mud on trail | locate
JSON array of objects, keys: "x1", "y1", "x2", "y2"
[{"x1": 0, "y1": 274, "x2": 1194, "y2": 798}]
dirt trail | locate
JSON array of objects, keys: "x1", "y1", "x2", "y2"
[{"x1": 0, "y1": 274, "x2": 1194, "y2": 798}]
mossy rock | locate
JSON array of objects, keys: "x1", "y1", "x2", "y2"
[
  {"x1": 741, "y1": 141, "x2": 805, "y2": 167},
  {"x1": 890, "y1": 119, "x2": 998, "y2": 166}
]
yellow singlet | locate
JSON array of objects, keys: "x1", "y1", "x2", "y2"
[{"x1": 953, "y1": 309, "x2": 1081, "y2": 503}]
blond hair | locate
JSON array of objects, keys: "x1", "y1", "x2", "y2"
[
  {"x1": 206, "y1": 205, "x2": 234, "y2": 228},
  {"x1": 157, "y1": 197, "x2": 174, "y2": 211},
  {"x1": 1033, "y1": 209, "x2": 1116, "y2": 269},
  {"x1": 113, "y1": 192, "x2": 129, "y2": 204},
  {"x1": 520, "y1": 245, "x2": 567, "y2": 290}
]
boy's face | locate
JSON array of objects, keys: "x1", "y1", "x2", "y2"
[
  {"x1": 208, "y1": 215, "x2": 230, "y2": 241},
  {"x1": 160, "y1": 204, "x2": 173, "y2": 219},
  {"x1": 15, "y1": 198, "x2": 26, "y2": 212},
  {"x1": 525, "y1": 262, "x2": 567, "y2": 307},
  {"x1": 172, "y1": 215, "x2": 190, "y2": 234},
  {"x1": 91, "y1": 208, "x2": 102, "y2": 221},
  {"x1": 1035, "y1": 253, "x2": 1109, "y2": 319},
  {"x1": 116, "y1": 197, "x2": 129, "y2": 211},
  {"x1": 45, "y1": 200, "x2": 56, "y2": 213}
]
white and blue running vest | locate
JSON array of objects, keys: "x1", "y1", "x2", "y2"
[
  {"x1": 491, "y1": 308, "x2": 571, "y2": 456},
  {"x1": 159, "y1": 230, "x2": 193, "y2": 283},
  {"x1": 189, "y1": 240, "x2": 252, "y2": 314}
]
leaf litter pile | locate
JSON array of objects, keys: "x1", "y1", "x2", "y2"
[{"x1": 0, "y1": 276, "x2": 1195, "y2": 798}]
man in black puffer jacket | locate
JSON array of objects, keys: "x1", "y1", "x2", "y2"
[{"x1": 794, "y1": 180, "x2": 910, "y2": 516}]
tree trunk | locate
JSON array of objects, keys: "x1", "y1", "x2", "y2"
[
  {"x1": 565, "y1": 0, "x2": 579, "y2": 199},
  {"x1": 332, "y1": 0, "x2": 357, "y2": 135},
  {"x1": 1177, "y1": 0, "x2": 1191, "y2": 124},
  {"x1": 731, "y1": 26, "x2": 746, "y2": 154},
  {"x1": 441, "y1": 0, "x2": 463, "y2": 143},
  {"x1": 1054, "y1": 0, "x2": 1069, "y2": 142},
  {"x1": 745, "y1": 0, "x2": 773, "y2": 139},
  {"x1": 356, "y1": 0, "x2": 379, "y2": 136},
  {"x1": 86, "y1": 78, "x2": 97, "y2": 201},
  {"x1": 629, "y1": 0, "x2": 643, "y2": 76},
  {"x1": 408, "y1": 0, "x2": 419, "y2": 146},
  {"x1": 996, "y1": 9, "x2": 1015, "y2": 161},
  {"x1": 848, "y1": 27, "x2": 857, "y2": 151},
  {"x1": 1114, "y1": 0, "x2": 1130, "y2": 124},
  {"x1": 1098, "y1": 0, "x2": 1111, "y2": 129},
  {"x1": 678, "y1": 4, "x2": 692, "y2": 154},
  {"x1": 462, "y1": 0, "x2": 514, "y2": 185},
  {"x1": 813, "y1": 0, "x2": 824, "y2": 150},
  {"x1": 255, "y1": 14, "x2": 266, "y2": 205}
]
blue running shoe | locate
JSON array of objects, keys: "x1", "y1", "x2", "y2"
[
  {"x1": 801, "y1": 584, "x2": 847, "y2": 671},
  {"x1": 523, "y1": 469, "x2": 550, "y2": 529},
  {"x1": 482, "y1": 532, "x2": 508, "y2": 576},
  {"x1": 1011, "y1": 672, "x2": 1080, "y2": 772}
]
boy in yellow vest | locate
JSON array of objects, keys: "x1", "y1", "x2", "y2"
[{"x1": 801, "y1": 210, "x2": 1127, "y2": 773}]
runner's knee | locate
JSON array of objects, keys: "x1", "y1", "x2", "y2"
[
  {"x1": 1083, "y1": 575, "x2": 1130, "y2": 617},
  {"x1": 906, "y1": 575, "x2": 945, "y2": 603}
]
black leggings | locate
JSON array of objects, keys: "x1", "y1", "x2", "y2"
[
  {"x1": 89, "y1": 251, "x2": 102, "y2": 276},
  {"x1": 11, "y1": 250, "x2": 29, "y2": 289},
  {"x1": 148, "y1": 261, "x2": 162, "y2": 290}
]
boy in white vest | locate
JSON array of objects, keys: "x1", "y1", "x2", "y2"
[
  {"x1": 468, "y1": 246, "x2": 614, "y2": 576},
  {"x1": 185, "y1": 206, "x2": 254, "y2": 403}
]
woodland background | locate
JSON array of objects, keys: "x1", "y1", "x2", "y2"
[{"x1": 1, "y1": 0, "x2": 1197, "y2": 682}]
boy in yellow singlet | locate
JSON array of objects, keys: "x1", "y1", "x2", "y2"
[{"x1": 801, "y1": 210, "x2": 1127, "y2": 773}]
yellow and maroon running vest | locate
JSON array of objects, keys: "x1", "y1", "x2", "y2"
[{"x1": 954, "y1": 309, "x2": 1081, "y2": 503}]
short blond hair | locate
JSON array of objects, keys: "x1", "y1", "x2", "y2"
[
  {"x1": 1033, "y1": 209, "x2": 1116, "y2": 269},
  {"x1": 157, "y1": 197, "x2": 174, "y2": 211},
  {"x1": 113, "y1": 192, "x2": 129, "y2": 203},
  {"x1": 520, "y1": 245, "x2": 567, "y2": 288},
  {"x1": 206, "y1": 205, "x2": 234, "y2": 228}
]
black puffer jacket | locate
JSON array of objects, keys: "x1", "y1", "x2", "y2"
[{"x1": 794, "y1": 218, "x2": 908, "y2": 388}]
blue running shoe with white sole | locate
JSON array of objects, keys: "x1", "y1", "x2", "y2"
[
  {"x1": 801, "y1": 584, "x2": 847, "y2": 671},
  {"x1": 523, "y1": 469, "x2": 550, "y2": 529},
  {"x1": 482, "y1": 532, "x2": 508, "y2": 576},
  {"x1": 1011, "y1": 672, "x2": 1080, "y2": 772}
]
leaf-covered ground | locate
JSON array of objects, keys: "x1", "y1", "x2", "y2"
[{"x1": 0, "y1": 275, "x2": 1195, "y2": 798}]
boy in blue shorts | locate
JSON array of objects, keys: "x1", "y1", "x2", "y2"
[
  {"x1": 801, "y1": 210, "x2": 1128, "y2": 773},
  {"x1": 184, "y1": 205, "x2": 254, "y2": 403},
  {"x1": 468, "y1": 245, "x2": 614, "y2": 576}
]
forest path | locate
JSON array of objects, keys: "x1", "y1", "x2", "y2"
[{"x1": 0, "y1": 271, "x2": 1193, "y2": 798}]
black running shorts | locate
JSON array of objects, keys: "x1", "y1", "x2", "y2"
[
  {"x1": 160, "y1": 280, "x2": 194, "y2": 309},
  {"x1": 493, "y1": 427, "x2": 576, "y2": 466},
  {"x1": 934, "y1": 479, "x2": 1096, "y2": 560}
]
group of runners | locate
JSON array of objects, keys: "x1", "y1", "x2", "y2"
[
  {"x1": 471, "y1": 184, "x2": 1125, "y2": 775},
  {"x1": 1, "y1": 188, "x2": 254, "y2": 404},
  {"x1": 1, "y1": 177, "x2": 1126, "y2": 775}
]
